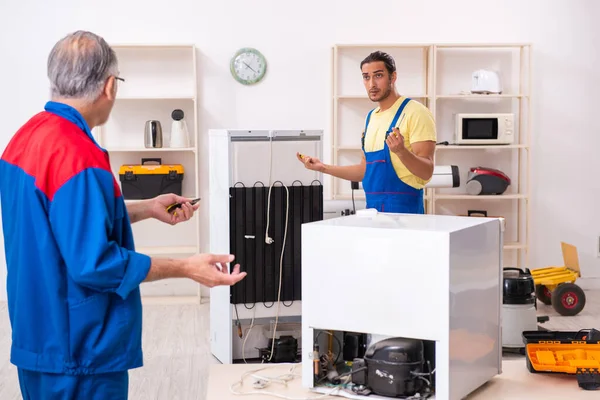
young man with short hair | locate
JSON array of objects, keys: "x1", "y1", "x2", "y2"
[{"x1": 298, "y1": 51, "x2": 437, "y2": 214}]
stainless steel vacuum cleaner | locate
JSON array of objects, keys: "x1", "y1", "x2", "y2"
[{"x1": 502, "y1": 268, "x2": 548, "y2": 351}]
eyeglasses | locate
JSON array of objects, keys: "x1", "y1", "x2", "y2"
[{"x1": 115, "y1": 76, "x2": 125, "y2": 82}]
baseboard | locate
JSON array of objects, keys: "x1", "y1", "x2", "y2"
[{"x1": 578, "y1": 277, "x2": 600, "y2": 290}]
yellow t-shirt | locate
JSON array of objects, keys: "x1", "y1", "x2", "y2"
[{"x1": 362, "y1": 96, "x2": 437, "y2": 189}]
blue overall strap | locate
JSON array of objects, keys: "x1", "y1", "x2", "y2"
[
  {"x1": 361, "y1": 108, "x2": 376, "y2": 151},
  {"x1": 385, "y1": 97, "x2": 411, "y2": 138}
]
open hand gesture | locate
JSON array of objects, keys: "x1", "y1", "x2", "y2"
[{"x1": 184, "y1": 254, "x2": 246, "y2": 288}]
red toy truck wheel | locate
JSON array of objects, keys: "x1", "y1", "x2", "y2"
[
  {"x1": 535, "y1": 285, "x2": 552, "y2": 305},
  {"x1": 550, "y1": 283, "x2": 586, "y2": 316}
]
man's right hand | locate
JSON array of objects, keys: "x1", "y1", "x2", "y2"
[
  {"x1": 183, "y1": 254, "x2": 246, "y2": 287},
  {"x1": 296, "y1": 152, "x2": 325, "y2": 172}
]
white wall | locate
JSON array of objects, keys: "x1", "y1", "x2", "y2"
[{"x1": 0, "y1": 0, "x2": 599, "y2": 301}]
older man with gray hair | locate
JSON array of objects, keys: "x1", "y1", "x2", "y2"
[{"x1": 0, "y1": 31, "x2": 246, "y2": 399}]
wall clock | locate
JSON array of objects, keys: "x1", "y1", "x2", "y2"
[{"x1": 230, "y1": 47, "x2": 267, "y2": 85}]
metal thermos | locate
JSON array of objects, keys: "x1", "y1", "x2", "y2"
[{"x1": 144, "y1": 120, "x2": 163, "y2": 148}]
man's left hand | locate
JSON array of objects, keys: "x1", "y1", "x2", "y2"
[
  {"x1": 150, "y1": 194, "x2": 199, "y2": 225},
  {"x1": 386, "y1": 128, "x2": 408, "y2": 156}
]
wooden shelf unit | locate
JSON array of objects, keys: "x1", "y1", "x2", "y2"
[
  {"x1": 92, "y1": 44, "x2": 201, "y2": 297},
  {"x1": 331, "y1": 43, "x2": 531, "y2": 267}
]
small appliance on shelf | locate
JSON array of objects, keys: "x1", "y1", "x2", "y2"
[
  {"x1": 466, "y1": 167, "x2": 511, "y2": 195},
  {"x1": 471, "y1": 69, "x2": 502, "y2": 94},
  {"x1": 144, "y1": 120, "x2": 163, "y2": 148},
  {"x1": 169, "y1": 109, "x2": 190, "y2": 148},
  {"x1": 455, "y1": 113, "x2": 515, "y2": 145}
]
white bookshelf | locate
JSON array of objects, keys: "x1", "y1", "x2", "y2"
[
  {"x1": 331, "y1": 43, "x2": 531, "y2": 268},
  {"x1": 92, "y1": 44, "x2": 201, "y2": 298}
]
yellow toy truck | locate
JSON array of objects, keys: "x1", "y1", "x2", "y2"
[{"x1": 532, "y1": 242, "x2": 586, "y2": 316}]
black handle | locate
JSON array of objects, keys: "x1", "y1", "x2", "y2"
[
  {"x1": 468, "y1": 210, "x2": 487, "y2": 217},
  {"x1": 141, "y1": 158, "x2": 162, "y2": 165},
  {"x1": 503, "y1": 267, "x2": 528, "y2": 276}
]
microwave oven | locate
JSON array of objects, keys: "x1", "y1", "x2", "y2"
[{"x1": 455, "y1": 113, "x2": 515, "y2": 145}]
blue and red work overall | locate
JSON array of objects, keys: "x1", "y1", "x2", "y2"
[
  {"x1": 0, "y1": 101, "x2": 151, "y2": 399},
  {"x1": 361, "y1": 98, "x2": 425, "y2": 214}
]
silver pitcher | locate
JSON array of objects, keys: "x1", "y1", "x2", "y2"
[{"x1": 144, "y1": 120, "x2": 163, "y2": 148}]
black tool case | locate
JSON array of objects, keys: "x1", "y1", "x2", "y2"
[{"x1": 119, "y1": 158, "x2": 184, "y2": 200}]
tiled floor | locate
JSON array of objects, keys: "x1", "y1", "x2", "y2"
[{"x1": 0, "y1": 291, "x2": 598, "y2": 399}]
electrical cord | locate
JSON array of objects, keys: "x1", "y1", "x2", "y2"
[
  {"x1": 261, "y1": 178, "x2": 275, "y2": 309},
  {"x1": 230, "y1": 363, "x2": 341, "y2": 399},
  {"x1": 348, "y1": 181, "x2": 358, "y2": 215},
  {"x1": 408, "y1": 360, "x2": 436, "y2": 397},
  {"x1": 265, "y1": 179, "x2": 289, "y2": 248},
  {"x1": 329, "y1": 367, "x2": 367, "y2": 385},
  {"x1": 266, "y1": 180, "x2": 288, "y2": 361},
  {"x1": 247, "y1": 181, "x2": 275, "y2": 310},
  {"x1": 279, "y1": 178, "x2": 314, "y2": 309},
  {"x1": 234, "y1": 303, "x2": 243, "y2": 339},
  {"x1": 264, "y1": 135, "x2": 290, "y2": 362},
  {"x1": 242, "y1": 305, "x2": 258, "y2": 364}
]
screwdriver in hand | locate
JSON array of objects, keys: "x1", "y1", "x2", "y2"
[{"x1": 166, "y1": 197, "x2": 201, "y2": 214}]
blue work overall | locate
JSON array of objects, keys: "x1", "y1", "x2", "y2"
[{"x1": 361, "y1": 98, "x2": 424, "y2": 214}]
